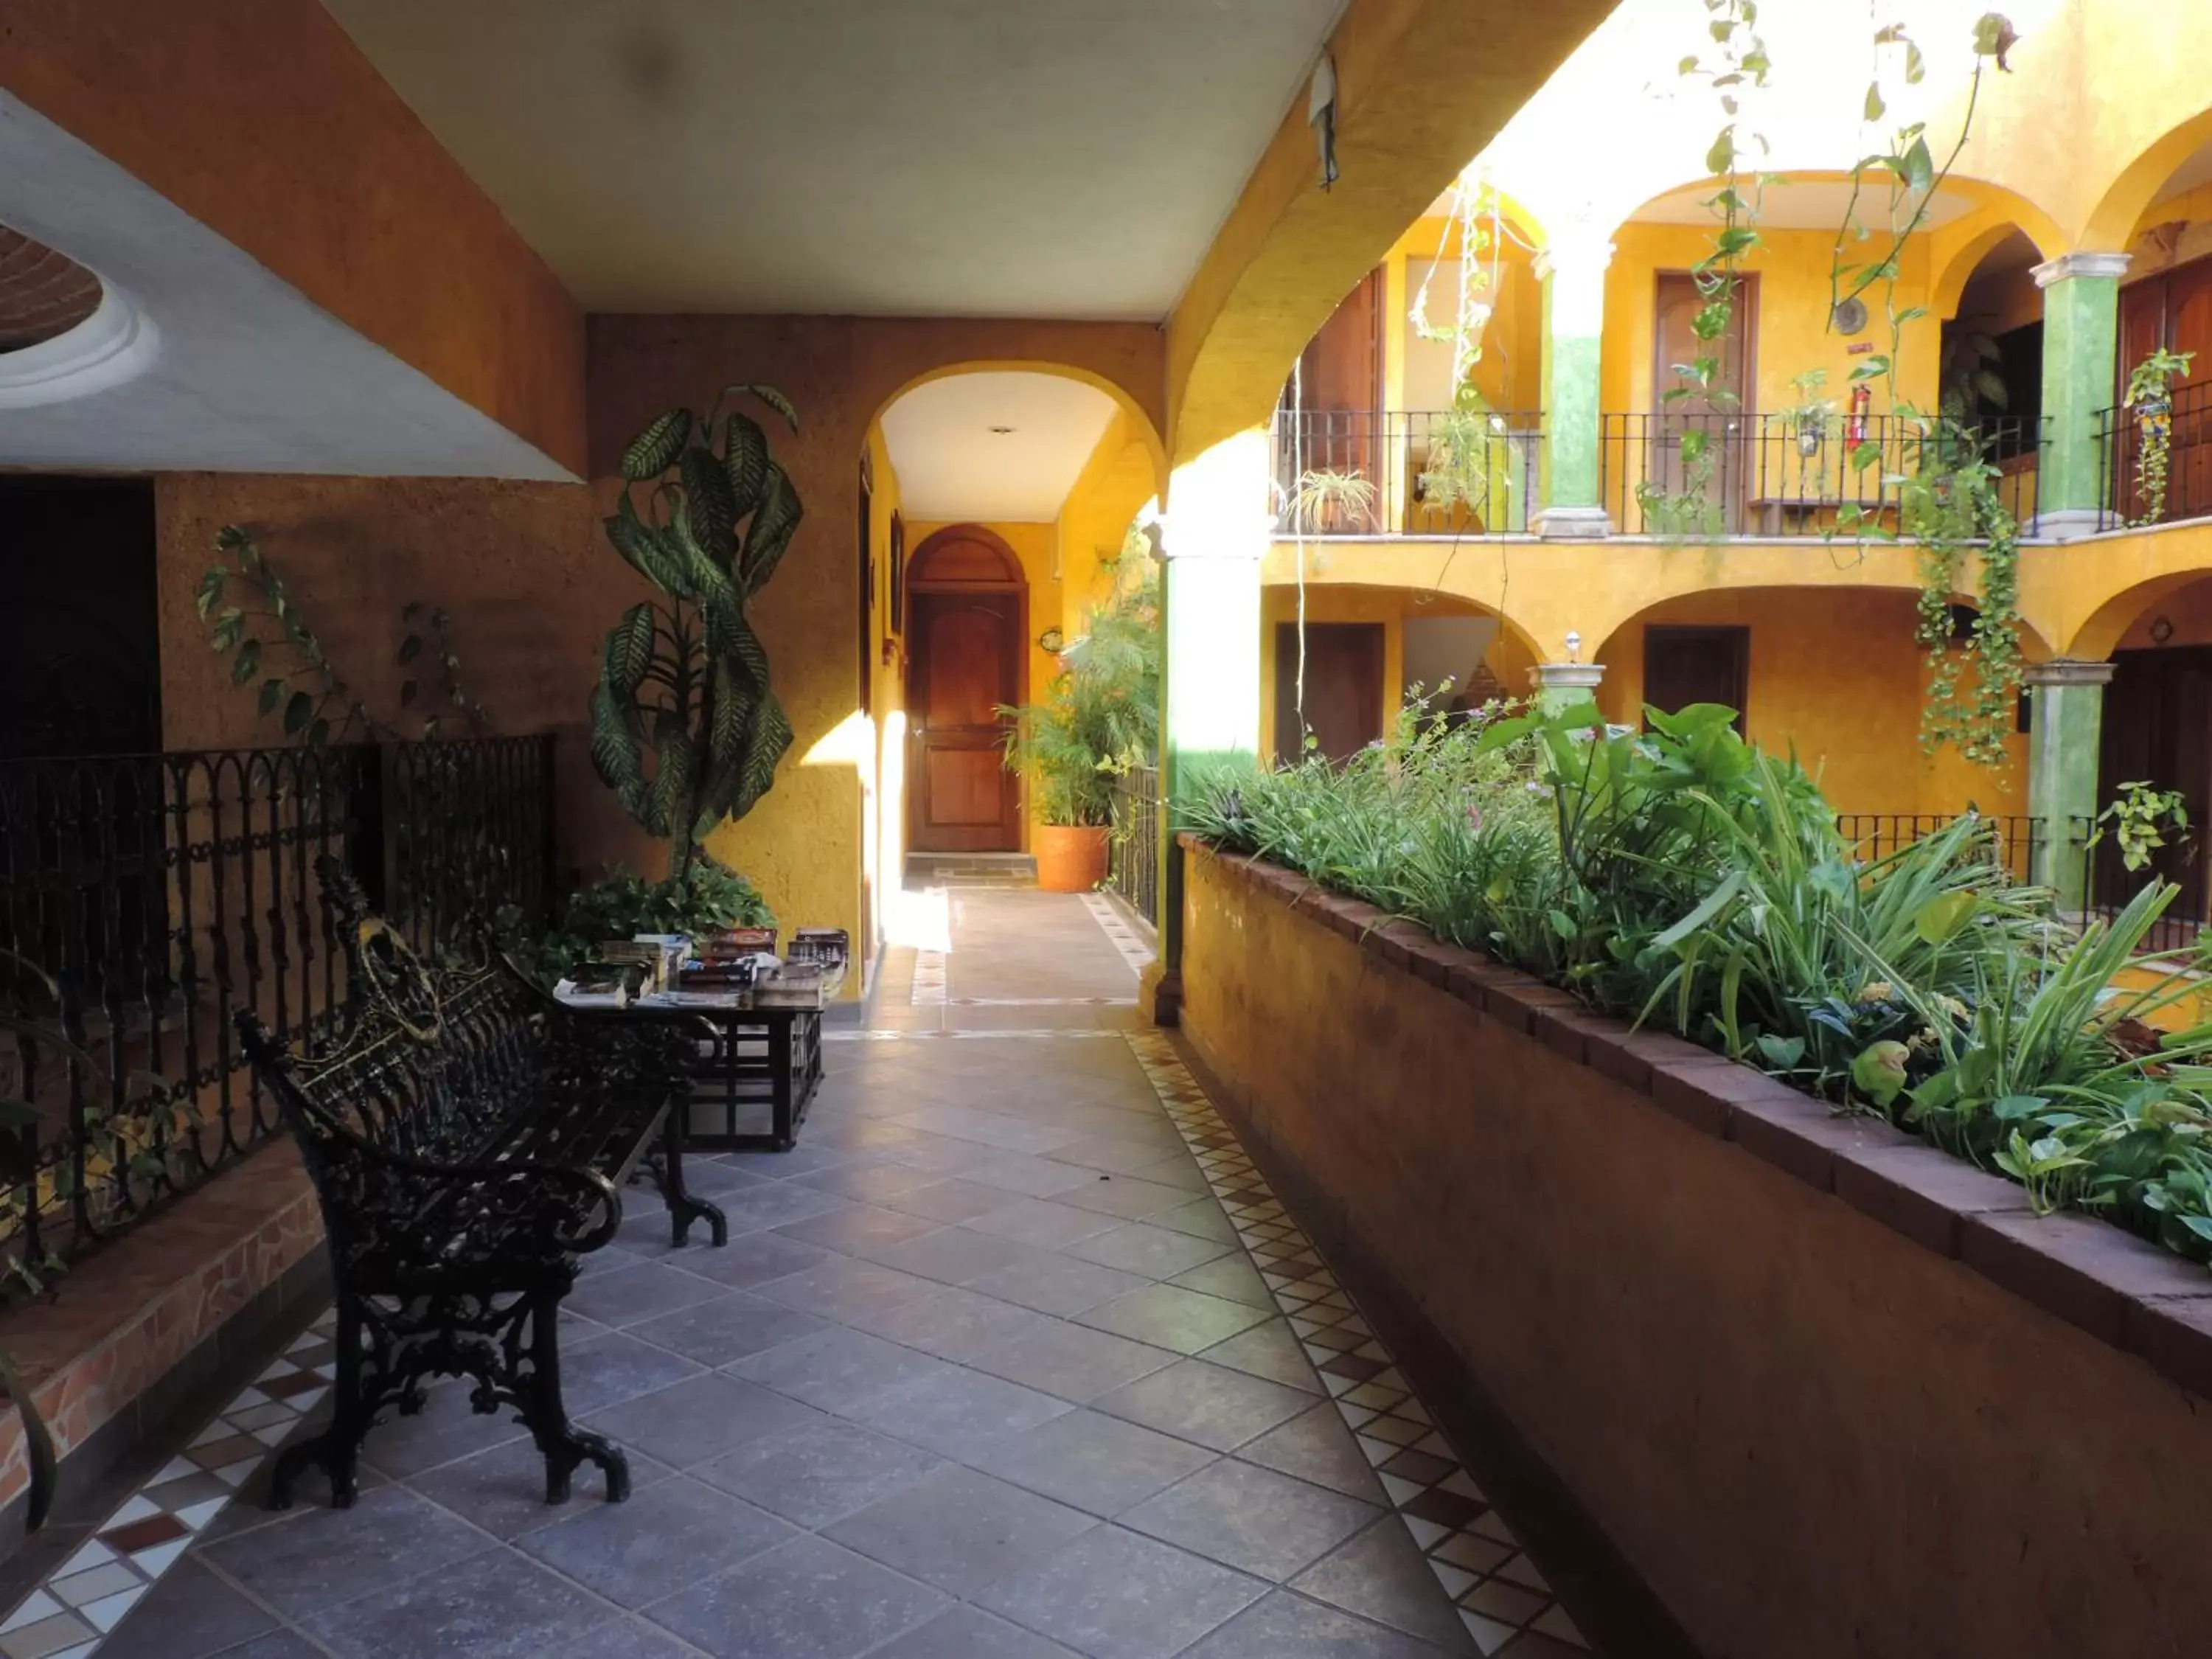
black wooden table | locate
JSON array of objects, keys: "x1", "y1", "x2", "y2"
[{"x1": 559, "y1": 989, "x2": 824, "y2": 1155}]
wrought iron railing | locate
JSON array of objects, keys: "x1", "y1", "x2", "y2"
[
  {"x1": 2073, "y1": 814, "x2": 2208, "y2": 953},
  {"x1": 1105, "y1": 764, "x2": 1160, "y2": 928},
  {"x1": 1271, "y1": 410, "x2": 1542, "y2": 537},
  {"x1": 0, "y1": 735, "x2": 556, "y2": 1279},
  {"x1": 2096, "y1": 382, "x2": 2212, "y2": 530},
  {"x1": 1600, "y1": 414, "x2": 2045, "y2": 538},
  {"x1": 1834, "y1": 812, "x2": 2042, "y2": 885}
]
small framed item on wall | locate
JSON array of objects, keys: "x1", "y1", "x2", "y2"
[{"x1": 888, "y1": 512, "x2": 907, "y2": 637}]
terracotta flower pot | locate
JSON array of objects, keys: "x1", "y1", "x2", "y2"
[{"x1": 1034, "y1": 824, "x2": 1110, "y2": 892}]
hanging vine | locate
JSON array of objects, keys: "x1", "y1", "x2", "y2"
[{"x1": 2126, "y1": 346, "x2": 2196, "y2": 526}]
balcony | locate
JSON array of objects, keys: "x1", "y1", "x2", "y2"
[
  {"x1": 2098, "y1": 380, "x2": 2212, "y2": 530},
  {"x1": 1599, "y1": 413, "x2": 2046, "y2": 539},
  {"x1": 1270, "y1": 409, "x2": 1542, "y2": 538}
]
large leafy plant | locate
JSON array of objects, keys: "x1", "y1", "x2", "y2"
[
  {"x1": 537, "y1": 857, "x2": 775, "y2": 979},
  {"x1": 591, "y1": 388, "x2": 804, "y2": 880},
  {"x1": 1000, "y1": 575, "x2": 1159, "y2": 828}
]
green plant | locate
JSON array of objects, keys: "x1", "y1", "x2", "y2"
[
  {"x1": 1938, "y1": 329, "x2": 2008, "y2": 425},
  {"x1": 197, "y1": 527, "x2": 490, "y2": 744},
  {"x1": 588, "y1": 387, "x2": 804, "y2": 881},
  {"x1": 2126, "y1": 347, "x2": 2197, "y2": 525},
  {"x1": 538, "y1": 856, "x2": 776, "y2": 979},
  {"x1": 2092, "y1": 780, "x2": 2191, "y2": 872},
  {"x1": 1284, "y1": 467, "x2": 1376, "y2": 535},
  {"x1": 1001, "y1": 576, "x2": 1159, "y2": 828}
]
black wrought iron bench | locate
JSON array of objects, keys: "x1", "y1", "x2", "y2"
[{"x1": 236, "y1": 860, "x2": 713, "y2": 1511}]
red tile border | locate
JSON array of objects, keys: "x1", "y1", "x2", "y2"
[{"x1": 1180, "y1": 835, "x2": 2212, "y2": 1404}]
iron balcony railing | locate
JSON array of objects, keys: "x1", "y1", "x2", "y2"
[
  {"x1": 1834, "y1": 812, "x2": 2043, "y2": 886},
  {"x1": 1271, "y1": 410, "x2": 1542, "y2": 537},
  {"x1": 2073, "y1": 814, "x2": 2208, "y2": 953},
  {"x1": 1600, "y1": 414, "x2": 2046, "y2": 538},
  {"x1": 2096, "y1": 381, "x2": 2212, "y2": 530},
  {"x1": 1105, "y1": 764, "x2": 1161, "y2": 929},
  {"x1": 0, "y1": 734, "x2": 556, "y2": 1280}
]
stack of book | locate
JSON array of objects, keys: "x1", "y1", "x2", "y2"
[
  {"x1": 680, "y1": 930, "x2": 779, "y2": 991},
  {"x1": 554, "y1": 960, "x2": 649, "y2": 1007},
  {"x1": 787, "y1": 928, "x2": 850, "y2": 999},
  {"x1": 596, "y1": 939, "x2": 678, "y2": 995}
]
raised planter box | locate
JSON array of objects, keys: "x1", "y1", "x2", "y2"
[{"x1": 1177, "y1": 837, "x2": 2212, "y2": 1659}]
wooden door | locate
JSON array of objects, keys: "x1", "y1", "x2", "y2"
[
  {"x1": 1284, "y1": 271, "x2": 1385, "y2": 529},
  {"x1": 1644, "y1": 625, "x2": 1749, "y2": 727},
  {"x1": 2096, "y1": 645, "x2": 2212, "y2": 929},
  {"x1": 1653, "y1": 273, "x2": 1756, "y2": 532},
  {"x1": 1274, "y1": 623, "x2": 1384, "y2": 763},
  {"x1": 908, "y1": 591, "x2": 1020, "y2": 852}
]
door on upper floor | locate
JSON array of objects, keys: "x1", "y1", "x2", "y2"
[
  {"x1": 1273, "y1": 622, "x2": 1385, "y2": 764},
  {"x1": 1281, "y1": 269, "x2": 1386, "y2": 531},
  {"x1": 905, "y1": 527, "x2": 1024, "y2": 853},
  {"x1": 1652, "y1": 272, "x2": 1757, "y2": 533},
  {"x1": 2117, "y1": 255, "x2": 2212, "y2": 523}
]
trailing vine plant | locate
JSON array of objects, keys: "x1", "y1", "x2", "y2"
[
  {"x1": 197, "y1": 527, "x2": 493, "y2": 745},
  {"x1": 1819, "y1": 13, "x2": 2020, "y2": 765},
  {"x1": 2127, "y1": 346, "x2": 2197, "y2": 525}
]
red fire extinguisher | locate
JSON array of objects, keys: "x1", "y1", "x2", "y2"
[{"x1": 1847, "y1": 383, "x2": 1871, "y2": 446}]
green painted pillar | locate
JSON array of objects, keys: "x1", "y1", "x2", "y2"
[
  {"x1": 1152, "y1": 430, "x2": 1268, "y2": 1020},
  {"x1": 2033, "y1": 252, "x2": 2129, "y2": 532},
  {"x1": 1528, "y1": 661, "x2": 1605, "y2": 715},
  {"x1": 1534, "y1": 232, "x2": 1613, "y2": 540},
  {"x1": 2025, "y1": 658, "x2": 2112, "y2": 909}
]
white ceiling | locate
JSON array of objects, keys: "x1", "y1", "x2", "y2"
[
  {"x1": 0, "y1": 92, "x2": 569, "y2": 479},
  {"x1": 880, "y1": 372, "x2": 1116, "y2": 522},
  {"x1": 319, "y1": 0, "x2": 1346, "y2": 317},
  {"x1": 1631, "y1": 178, "x2": 1978, "y2": 232}
]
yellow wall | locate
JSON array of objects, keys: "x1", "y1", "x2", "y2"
[
  {"x1": 1592, "y1": 588, "x2": 2027, "y2": 819},
  {"x1": 1602, "y1": 223, "x2": 1940, "y2": 422},
  {"x1": 1258, "y1": 583, "x2": 1500, "y2": 759},
  {"x1": 1388, "y1": 215, "x2": 1543, "y2": 415},
  {"x1": 1052, "y1": 411, "x2": 1161, "y2": 641}
]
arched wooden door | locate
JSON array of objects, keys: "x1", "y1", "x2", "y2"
[{"x1": 905, "y1": 526, "x2": 1025, "y2": 852}]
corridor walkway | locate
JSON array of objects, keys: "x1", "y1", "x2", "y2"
[{"x1": 29, "y1": 884, "x2": 1592, "y2": 1659}]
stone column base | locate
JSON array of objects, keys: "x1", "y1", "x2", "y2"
[{"x1": 1531, "y1": 506, "x2": 1610, "y2": 540}]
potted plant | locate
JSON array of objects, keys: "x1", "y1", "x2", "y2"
[
  {"x1": 577, "y1": 386, "x2": 804, "y2": 950},
  {"x1": 2127, "y1": 345, "x2": 2196, "y2": 525},
  {"x1": 1001, "y1": 575, "x2": 1159, "y2": 892}
]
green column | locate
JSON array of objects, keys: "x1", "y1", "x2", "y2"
[
  {"x1": 2025, "y1": 658, "x2": 2112, "y2": 909},
  {"x1": 1529, "y1": 661, "x2": 1605, "y2": 715},
  {"x1": 1152, "y1": 431, "x2": 1268, "y2": 1020},
  {"x1": 2034, "y1": 252, "x2": 2129, "y2": 532},
  {"x1": 1534, "y1": 232, "x2": 1613, "y2": 540}
]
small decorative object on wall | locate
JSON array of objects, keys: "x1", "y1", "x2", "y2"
[
  {"x1": 888, "y1": 512, "x2": 907, "y2": 636},
  {"x1": 1831, "y1": 296, "x2": 1868, "y2": 335},
  {"x1": 2151, "y1": 615, "x2": 2176, "y2": 644},
  {"x1": 1038, "y1": 627, "x2": 1065, "y2": 653}
]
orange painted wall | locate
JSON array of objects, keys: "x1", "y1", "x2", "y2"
[
  {"x1": 0, "y1": 0, "x2": 587, "y2": 473},
  {"x1": 1594, "y1": 588, "x2": 2028, "y2": 820}
]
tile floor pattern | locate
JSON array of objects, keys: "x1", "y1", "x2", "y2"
[{"x1": 15, "y1": 886, "x2": 1596, "y2": 1658}]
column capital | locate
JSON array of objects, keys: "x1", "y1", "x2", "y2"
[
  {"x1": 2023, "y1": 657, "x2": 2115, "y2": 688},
  {"x1": 2033, "y1": 251, "x2": 2131, "y2": 288},
  {"x1": 1528, "y1": 662, "x2": 1606, "y2": 693}
]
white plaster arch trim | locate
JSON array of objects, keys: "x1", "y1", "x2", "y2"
[{"x1": 0, "y1": 282, "x2": 159, "y2": 409}]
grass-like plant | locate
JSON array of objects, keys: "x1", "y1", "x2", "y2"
[{"x1": 1183, "y1": 695, "x2": 2212, "y2": 1269}]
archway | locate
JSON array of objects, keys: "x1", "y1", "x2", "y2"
[{"x1": 903, "y1": 526, "x2": 1027, "y2": 855}]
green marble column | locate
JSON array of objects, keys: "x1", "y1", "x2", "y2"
[
  {"x1": 2033, "y1": 253, "x2": 2129, "y2": 532},
  {"x1": 1536, "y1": 234, "x2": 1613, "y2": 540},
  {"x1": 2025, "y1": 658, "x2": 2112, "y2": 909}
]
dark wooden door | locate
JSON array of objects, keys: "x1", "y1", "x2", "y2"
[
  {"x1": 1284, "y1": 270, "x2": 1386, "y2": 530},
  {"x1": 2096, "y1": 645, "x2": 2212, "y2": 925},
  {"x1": 1274, "y1": 623, "x2": 1384, "y2": 764},
  {"x1": 1644, "y1": 625, "x2": 1749, "y2": 727},
  {"x1": 908, "y1": 591, "x2": 1020, "y2": 851},
  {"x1": 1654, "y1": 272, "x2": 1756, "y2": 531},
  {"x1": 0, "y1": 479, "x2": 161, "y2": 759}
]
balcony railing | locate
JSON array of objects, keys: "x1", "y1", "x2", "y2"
[
  {"x1": 1600, "y1": 414, "x2": 2046, "y2": 538},
  {"x1": 2075, "y1": 813, "x2": 2208, "y2": 953},
  {"x1": 1835, "y1": 812, "x2": 2042, "y2": 885},
  {"x1": 0, "y1": 735, "x2": 556, "y2": 1281},
  {"x1": 2096, "y1": 381, "x2": 2212, "y2": 529},
  {"x1": 1271, "y1": 410, "x2": 1541, "y2": 537},
  {"x1": 1105, "y1": 763, "x2": 1160, "y2": 928}
]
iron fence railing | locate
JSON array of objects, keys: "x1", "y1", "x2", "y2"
[
  {"x1": 1271, "y1": 410, "x2": 1541, "y2": 537},
  {"x1": 0, "y1": 734, "x2": 556, "y2": 1280},
  {"x1": 1105, "y1": 764, "x2": 1160, "y2": 928},
  {"x1": 1835, "y1": 812, "x2": 2042, "y2": 885},
  {"x1": 2073, "y1": 813, "x2": 2208, "y2": 953},
  {"x1": 2096, "y1": 381, "x2": 2212, "y2": 530},
  {"x1": 1601, "y1": 414, "x2": 2045, "y2": 538}
]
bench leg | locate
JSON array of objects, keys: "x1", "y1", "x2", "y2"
[
  {"x1": 661, "y1": 1104, "x2": 728, "y2": 1248},
  {"x1": 522, "y1": 1287, "x2": 630, "y2": 1505},
  {"x1": 271, "y1": 1297, "x2": 365, "y2": 1510}
]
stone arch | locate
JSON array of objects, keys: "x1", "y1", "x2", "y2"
[
  {"x1": 866, "y1": 358, "x2": 1167, "y2": 501},
  {"x1": 2083, "y1": 105, "x2": 2212, "y2": 253}
]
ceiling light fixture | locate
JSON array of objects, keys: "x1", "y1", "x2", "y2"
[
  {"x1": 1309, "y1": 52, "x2": 1339, "y2": 191},
  {"x1": 989, "y1": 425, "x2": 1015, "y2": 434}
]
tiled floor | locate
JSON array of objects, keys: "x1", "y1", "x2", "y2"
[{"x1": 30, "y1": 882, "x2": 1597, "y2": 1659}]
